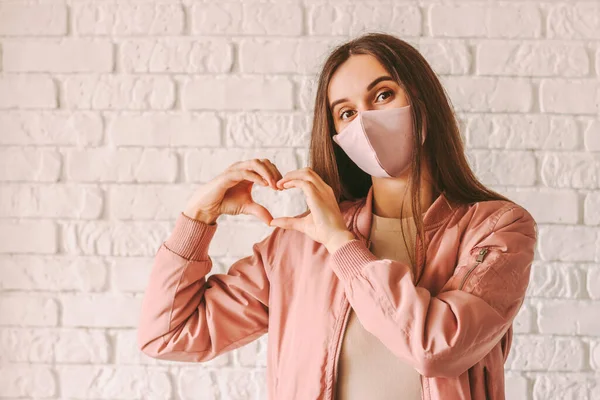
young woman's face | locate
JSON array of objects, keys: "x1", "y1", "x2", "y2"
[{"x1": 327, "y1": 54, "x2": 409, "y2": 134}]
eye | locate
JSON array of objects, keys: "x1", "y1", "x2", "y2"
[
  {"x1": 376, "y1": 89, "x2": 394, "y2": 102},
  {"x1": 339, "y1": 109, "x2": 355, "y2": 121}
]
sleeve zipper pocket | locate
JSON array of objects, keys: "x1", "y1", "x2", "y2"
[{"x1": 458, "y1": 248, "x2": 489, "y2": 290}]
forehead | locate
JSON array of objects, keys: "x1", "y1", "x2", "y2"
[{"x1": 327, "y1": 54, "x2": 391, "y2": 102}]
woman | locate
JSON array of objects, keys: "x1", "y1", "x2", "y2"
[{"x1": 137, "y1": 32, "x2": 538, "y2": 400}]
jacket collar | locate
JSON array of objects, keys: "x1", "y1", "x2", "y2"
[{"x1": 350, "y1": 185, "x2": 459, "y2": 243}]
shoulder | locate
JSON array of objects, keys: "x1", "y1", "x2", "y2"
[
  {"x1": 457, "y1": 199, "x2": 538, "y2": 250},
  {"x1": 466, "y1": 200, "x2": 536, "y2": 230}
]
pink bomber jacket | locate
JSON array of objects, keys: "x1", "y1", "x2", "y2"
[{"x1": 137, "y1": 185, "x2": 538, "y2": 400}]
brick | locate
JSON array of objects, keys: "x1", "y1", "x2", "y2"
[
  {"x1": 3, "y1": 39, "x2": 113, "y2": 73},
  {"x1": 505, "y1": 372, "x2": 529, "y2": 400},
  {"x1": 527, "y1": 262, "x2": 584, "y2": 298},
  {"x1": 533, "y1": 373, "x2": 594, "y2": 400},
  {"x1": 0, "y1": 255, "x2": 107, "y2": 291},
  {"x1": 0, "y1": 294, "x2": 58, "y2": 326},
  {"x1": 0, "y1": 328, "x2": 55, "y2": 363},
  {"x1": 540, "y1": 153, "x2": 599, "y2": 189},
  {"x1": 540, "y1": 79, "x2": 600, "y2": 114},
  {"x1": 213, "y1": 369, "x2": 264, "y2": 400},
  {"x1": 0, "y1": 75, "x2": 56, "y2": 109},
  {"x1": 0, "y1": 147, "x2": 61, "y2": 182},
  {"x1": 63, "y1": 75, "x2": 175, "y2": 110},
  {"x1": 108, "y1": 185, "x2": 192, "y2": 220},
  {"x1": 183, "y1": 148, "x2": 298, "y2": 183},
  {"x1": 548, "y1": 4, "x2": 600, "y2": 39},
  {"x1": 296, "y1": 148, "x2": 310, "y2": 169},
  {"x1": 430, "y1": 4, "x2": 541, "y2": 38},
  {"x1": 442, "y1": 76, "x2": 533, "y2": 112},
  {"x1": 587, "y1": 265, "x2": 600, "y2": 299},
  {"x1": 596, "y1": 47, "x2": 600, "y2": 78},
  {"x1": 61, "y1": 293, "x2": 141, "y2": 328},
  {"x1": 191, "y1": 3, "x2": 303, "y2": 36},
  {"x1": 0, "y1": 111, "x2": 102, "y2": 146},
  {"x1": 591, "y1": 340, "x2": 600, "y2": 371},
  {"x1": 584, "y1": 192, "x2": 600, "y2": 225},
  {"x1": 203, "y1": 220, "x2": 273, "y2": 258},
  {"x1": 111, "y1": 256, "x2": 153, "y2": 293},
  {"x1": 57, "y1": 365, "x2": 171, "y2": 398},
  {"x1": 416, "y1": 39, "x2": 470, "y2": 75},
  {"x1": 467, "y1": 149, "x2": 536, "y2": 186},
  {"x1": 0, "y1": 328, "x2": 110, "y2": 364},
  {"x1": 61, "y1": 220, "x2": 170, "y2": 257},
  {"x1": 236, "y1": 334, "x2": 267, "y2": 367},
  {"x1": 500, "y1": 188, "x2": 578, "y2": 224},
  {"x1": 507, "y1": 335, "x2": 585, "y2": 370},
  {"x1": 119, "y1": 39, "x2": 233, "y2": 73},
  {"x1": 538, "y1": 225, "x2": 598, "y2": 262},
  {"x1": 0, "y1": 4, "x2": 66, "y2": 36},
  {"x1": 295, "y1": 75, "x2": 318, "y2": 111},
  {"x1": 538, "y1": 300, "x2": 600, "y2": 335},
  {"x1": 513, "y1": 301, "x2": 535, "y2": 334},
  {"x1": 225, "y1": 112, "x2": 311, "y2": 147},
  {"x1": 182, "y1": 76, "x2": 293, "y2": 110},
  {"x1": 177, "y1": 367, "x2": 219, "y2": 399},
  {"x1": 106, "y1": 111, "x2": 221, "y2": 147},
  {"x1": 0, "y1": 365, "x2": 56, "y2": 398},
  {"x1": 239, "y1": 39, "x2": 336, "y2": 74},
  {"x1": 308, "y1": 4, "x2": 421, "y2": 36},
  {"x1": 245, "y1": 184, "x2": 308, "y2": 221},
  {"x1": 466, "y1": 113, "x2": 579, "y2": 150},
  {"x1": 56, "y1": 329, "x2": 111, "y2": 363},
  {"x1": 583, "y1": 119, "x2": 600, "y2": 152},
  {"x1": 73, "y1": 4, "x2": 184, "y2": 35},
  {"x1": 477, "y1": 41, "x2": 589, "y2": 77},
  {"x1": 0, "y1": 220, "x2": 57, "y2": 254},
  {"x1": 65, "y1": 148, "x2": 177, "y2": 183},
  {"x1": 113, "y1": 329, "x2": 160, "y2": 365},
  {"x1": 0, "y1": 184, "x2": 103, "y2": 219}
]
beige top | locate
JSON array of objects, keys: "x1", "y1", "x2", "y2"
[{"x1": 335, "y1": 212, "x2": 422, "y2": 400}]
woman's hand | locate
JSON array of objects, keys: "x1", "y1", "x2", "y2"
[
  {"x1": 184, "y1": 158, "x2": 283, "y2": 225},
  {"x1": 269, "y1": 167, "x2": 356, "y2": 253}
]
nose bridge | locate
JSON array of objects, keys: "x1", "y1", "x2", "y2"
[{"x1": 357, "y1": 103, "x2": 375, "y2": 113}]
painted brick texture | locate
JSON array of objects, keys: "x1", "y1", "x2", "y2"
[{"x1": 1, "y1": 1, "x2": 599, "y2": 399}]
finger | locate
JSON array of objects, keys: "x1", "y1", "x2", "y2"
[
  {"x1": 260, "y1": 159, "x2": 284, "y2": 189},
  {"x1": 281, "y1": 179, "x2": 316, "y2": 193},
  {"x1": 238, "y1": 159, "x2": 279, "y2": 189},
  {"x1": 269, "y1": 215, "x2": 305, "y2": 232},
  {"x1": 220, "y1": 169, "x2": 268, "y2": 188},
  {"x1": 277, "y1": 168, "x2": 325, "y2": 192},
  {"x1": 241, "y1": 202, "x2": 274, "y2": 225},
  {"x1": 281, "y1": 179, "x2": 321, "y2": 208}
]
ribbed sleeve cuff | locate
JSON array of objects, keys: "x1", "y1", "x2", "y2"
[
  {"x1": 164, "y1": 212, "x2": 218, "y2": 261},
  {"x1": 330, "y1": 239, "x2": 379, "y2": 281}
]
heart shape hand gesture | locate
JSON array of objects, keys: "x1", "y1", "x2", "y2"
[{"x1": 184, "y1": 159, "x2": 356, "y2": 253}]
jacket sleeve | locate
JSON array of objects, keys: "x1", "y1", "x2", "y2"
[
  {"x1": 137, "y1": 211, "x2": 277, "y2": 362},
  {"x1": 328, "y1": 204, "x2": 538, "y2": 378}
]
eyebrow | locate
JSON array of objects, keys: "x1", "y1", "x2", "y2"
[{"x1": 329, "y1": 75, "x2": 395, "y2": 112}]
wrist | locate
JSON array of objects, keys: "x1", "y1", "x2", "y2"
[
  {"x1": 325, "y1": 230, "x2": 356, "y2": 254},
  {"x1": 183, "y1": 209, "x2": 219, "y2": 225}
]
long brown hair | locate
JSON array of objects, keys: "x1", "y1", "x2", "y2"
[{"x1": 308, "y1": 32, "x2": 514, "y2": 265}]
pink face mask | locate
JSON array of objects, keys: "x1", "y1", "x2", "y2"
[{"x1": 332, "y1": 105, "x2": 426, "y2": 178}]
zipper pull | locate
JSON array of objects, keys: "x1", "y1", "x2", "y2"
[{"x1": 476, "y1": 248, "x2": 489, "y2": 262}]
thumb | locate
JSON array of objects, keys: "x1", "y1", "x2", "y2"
[
  {"x1": 269, "y1": 216, "x2": 304, "y2": 232},
  {"x1": 240, "y1": 202, "x2": 273, "y2": 225}
]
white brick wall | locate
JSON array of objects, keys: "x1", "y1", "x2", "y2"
[{"x1": 0, "y1": 1, "x2": 599, "y2": 399}]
